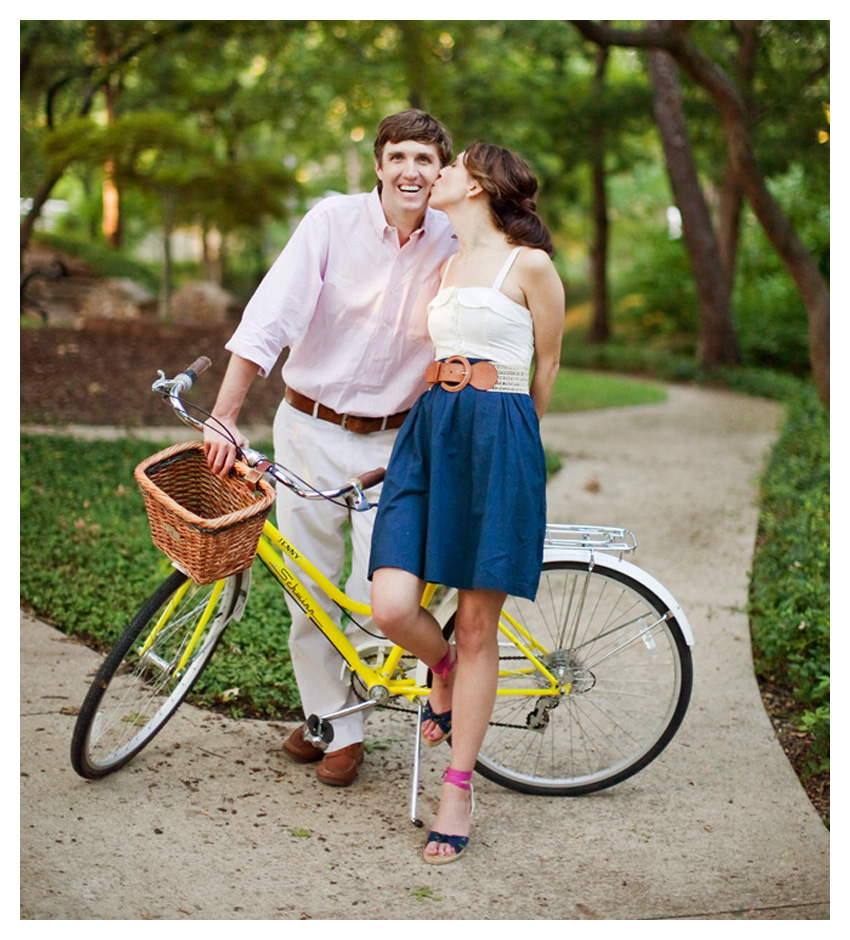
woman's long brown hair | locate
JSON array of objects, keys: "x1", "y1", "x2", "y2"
[{"x1": 463, "y1": 140, "x2": 554, "y2": 257}]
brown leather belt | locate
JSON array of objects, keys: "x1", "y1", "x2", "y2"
[
  {"x1": 425, "y1": 355, "x2": 499, "y2": 392},
  {"x1": 285, "y1": 387, "x2": 409, "y2": 434}
]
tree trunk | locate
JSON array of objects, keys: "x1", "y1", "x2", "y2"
[
  {"x1": 159, "y1": 192, "x2": 175, "y2": 322},
  {"x1": 203, "y1": 224, "x2": 224, "y2": 285},
  {"x1": 717, "y1": 160, "x2": 743, "y2": 294},
  {"x1": 716, "y1": 22, "x2": 758, "y2": 294},
  {"x1": 98, "y1": 26, "x2": 123, "y2": 248},
  {"x1": 648, "y1": 37, "x2": 739, "y2": 367},
  {"x1": 20, "y1": 173, "x2": 63, "y2": 263},
  {"x1": 399, "y1": 21, "x2": 429, "y2": 110},
  {"x1": 588, "y1": 42, "x2": 611, "y2": 343},
  {"x1": 722, "y1": 106, "x2": 830, "y2": 403}
]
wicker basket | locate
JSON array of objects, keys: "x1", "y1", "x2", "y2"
[{"x1": 135, "y1": 441, "x2": 275, "y2": 584}]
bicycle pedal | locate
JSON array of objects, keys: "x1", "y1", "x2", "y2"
[{"x1": 305, "y1": 714, "x2": 334, "y2": 748}]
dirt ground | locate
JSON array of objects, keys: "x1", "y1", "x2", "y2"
[
  {"x1": 20, "y1": 321, "x2": 285, "y2": 429},
  {"x1": 20, "y1": 324, "x2": 831, "y2": 920}
]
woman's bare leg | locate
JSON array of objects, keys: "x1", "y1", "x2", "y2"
[
  {"x1": 425, "y1": 587, "x2": 505, "y2": 859},
  {"x1": 370, "y1": 567, "x2": 454, "y2": 740}
]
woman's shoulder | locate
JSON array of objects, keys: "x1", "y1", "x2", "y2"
[
  {"x1": 513, "y1": 245, "x2": 563, "y2": 310},
  {"x1": 515, "y1": 245, "x2": 556, "y2": 277}
]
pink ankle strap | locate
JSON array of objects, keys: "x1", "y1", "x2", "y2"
[
  {"x1": 442, "y1": 767, "x2": 473, "y2": 790},
  {"x1": 431, "y1": 647, "x2": 456, "y2": 682}
]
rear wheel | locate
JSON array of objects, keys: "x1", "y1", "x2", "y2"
[
  {"x1": 71, "y1": 569, "x2": 248, "y2": 778},
  {"x1": 440, "y1": 559, "x2": 692, "y2": 795}
]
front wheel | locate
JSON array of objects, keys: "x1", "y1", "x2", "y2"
[
  {"x1": 71, "y1": 568, "x2": 248, "y2": 779},
  {"x1": 439, "y1": 559, "x2": 693, "y2": 795}
]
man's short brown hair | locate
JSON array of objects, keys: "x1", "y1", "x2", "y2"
[{"x1": 373, "y1": 109, "x2": 453, "y2": 166}]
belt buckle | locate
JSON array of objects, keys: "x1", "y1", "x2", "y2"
[{"x1": 441, "y1": 355, "x2": 472, "y2": 392}]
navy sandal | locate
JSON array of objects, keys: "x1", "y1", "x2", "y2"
[
  {"x1": 421, "y1": 699, "x2": 452, "y2": 747},
  {"x1": 422, "y1": 768, "x2": 474, "y2": 865},
  {"x1": 422, "y1": 831, "x2": 469, "y2": 865},
  {"x1": 422, "y1": 646, "x2": 456, "y2": 747}
]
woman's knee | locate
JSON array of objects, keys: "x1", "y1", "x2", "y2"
[
  {"x1": 370, "y1": 568, "x2": 422, "y2": 635},
  {"x1": 454, "y1": 591, "x2": 505, "y2": 653}
]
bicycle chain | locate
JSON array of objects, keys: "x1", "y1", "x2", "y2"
[
  {"x1": 374, "y1": 655, "x2": 540, "y2": 731},
  {"x1": 378, "y1": 700, "x2": 531, "y2": 731}
]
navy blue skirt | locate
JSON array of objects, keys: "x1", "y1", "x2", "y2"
[{"x1": 368, "y1": 377, "x2": 547, "y2": 600}]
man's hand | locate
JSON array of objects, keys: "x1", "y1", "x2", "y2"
[
  {"x1": 204, "y1": 419, "x2": 248, "y2": 477},
  {"x1": 202, "y1": 353, "x2": 260, "y2": 477}
]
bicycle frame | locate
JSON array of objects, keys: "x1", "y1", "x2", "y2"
[
  {"x1": 255, "y1": 519, "x2": 589, "y2": 698},
  {"x1": 255, "y1": 518, "x2": 437, "y2": 702},
  {"x1": 114, "y1": 361, "x2": 694, "y2": 814}
]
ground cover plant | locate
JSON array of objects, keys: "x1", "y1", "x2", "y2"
[{"x1": 748, "y1": 384, "x2": 829, "y2": 814}]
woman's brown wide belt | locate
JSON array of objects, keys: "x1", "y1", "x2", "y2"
[{"x1": 424, "y1": 356, "x2": 530, "y2": 394}]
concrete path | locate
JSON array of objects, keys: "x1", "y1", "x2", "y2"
[{"x1": 20, "y1": 384, "x2": 830, "y2": 919}]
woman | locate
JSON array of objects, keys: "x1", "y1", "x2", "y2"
[{"x1": 369, "y1": 141, "x2": 565, "y2": 863}]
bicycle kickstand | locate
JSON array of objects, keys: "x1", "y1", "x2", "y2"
[
  {"x1": 306, "y1": 698, "x2": 426, "y2": 830},
  {"x1": 410, "y1": 700, "x2": 425, "y2": 828}
]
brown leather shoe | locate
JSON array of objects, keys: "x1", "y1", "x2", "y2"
[
  {"x1": 282, "y1": 726, "x2": 324, "y2": 763},
  {"x1": 316, "y1": 742, "x2": 365, "y2": 787}
]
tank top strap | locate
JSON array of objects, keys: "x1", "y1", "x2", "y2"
[
  {"x1": 439, "y1": 254, "x2": 456, "y2": 290},
  {"x1": 492, "y1": 246, "x2": 522, "y2": 290}
]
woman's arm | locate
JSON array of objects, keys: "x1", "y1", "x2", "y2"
[{"x1": 521, "y1": 250, "x2": 565, "y2": 418}]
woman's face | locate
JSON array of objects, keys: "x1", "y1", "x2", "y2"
[{"x1": 429, "y1": 151, "x2": 474, "y2": 211}]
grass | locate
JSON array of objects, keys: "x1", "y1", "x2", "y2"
[
  {"x1": 19, "y1": 434, "x2": 300, "y2": 719},
  {"x1": 548, "y1": 368, "x2": 667, "y2": 413}
]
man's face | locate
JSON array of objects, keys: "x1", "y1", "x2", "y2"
[{"x1": 375, "y1": 140, "x2": 443, "y2": 224}]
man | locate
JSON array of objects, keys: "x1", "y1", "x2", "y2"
[{"x1": 204, "y1": 110, "x2": 456, "y2": 786}]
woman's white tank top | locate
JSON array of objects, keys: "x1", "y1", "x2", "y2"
[{"x1": 427, "y1": 247, "x2": 534, "y2": 367}]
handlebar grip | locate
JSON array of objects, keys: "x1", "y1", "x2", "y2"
[
  {"x1": 355, "y1": 467, "x2": 386, "y2": 490},
  {"x1": 182, "y1": 356, "x2": 212, "y2": 381},
  {"x1": 172, "y1": 356, "x2": 212, "y2": 392}
]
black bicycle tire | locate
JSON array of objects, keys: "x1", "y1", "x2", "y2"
[
  {"x1": 70, "y1": 569, "x2": 243, "y2": 779},
  {"x1": 442, "y1": 559, "x2": 693, "y2": 796}
]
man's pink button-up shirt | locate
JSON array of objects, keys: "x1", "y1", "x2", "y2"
[{"x1": 226, "y1": 189, "x2": 457, "y2": 418}]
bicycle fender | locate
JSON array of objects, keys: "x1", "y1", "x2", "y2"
[{"x1": 541, "y1": 548, "x2": 695, "y2": 646}]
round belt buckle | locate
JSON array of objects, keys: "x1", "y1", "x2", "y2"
[{"x1": 441, "y1": 355, "x2": 472, "y2": 392}]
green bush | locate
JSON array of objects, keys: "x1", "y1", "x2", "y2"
[
  {"x1": 748, "y1": 384, "x2": 829, "y2": 772},
  {"x1": 30, "y1": 232, "x2": 160, "y2": 292}
]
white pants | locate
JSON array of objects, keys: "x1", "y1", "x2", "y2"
[{"x1": 272, "y1": 399, "x2": 398, "y2": 751}]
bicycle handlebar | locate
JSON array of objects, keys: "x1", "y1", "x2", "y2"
[{"x1": 152, "y1": 359, "x2": 385, "y2": 510}]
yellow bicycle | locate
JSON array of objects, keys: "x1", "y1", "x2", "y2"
[{"x1": 71, "y1": 358, "x2": 694, "y2": 821}]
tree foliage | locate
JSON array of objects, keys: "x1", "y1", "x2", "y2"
[{"x1": 21, "y1": 20, "x2": 828, "y2": 385}]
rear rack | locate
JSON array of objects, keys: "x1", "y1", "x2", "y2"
[{"x1": 544, "y1": 524, "x2": 637, "y2": 555}]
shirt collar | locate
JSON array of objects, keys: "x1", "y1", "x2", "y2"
[{"x1": 368, "y1": 187, "x2": 427, "y2": 244}]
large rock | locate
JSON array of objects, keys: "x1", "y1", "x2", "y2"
[
  {"x1": 170, "y1": 281, "x2": 242, "y2": 325},
  {"x1": 78, "y1": 277, "x2": 156, "y2": 321}
]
